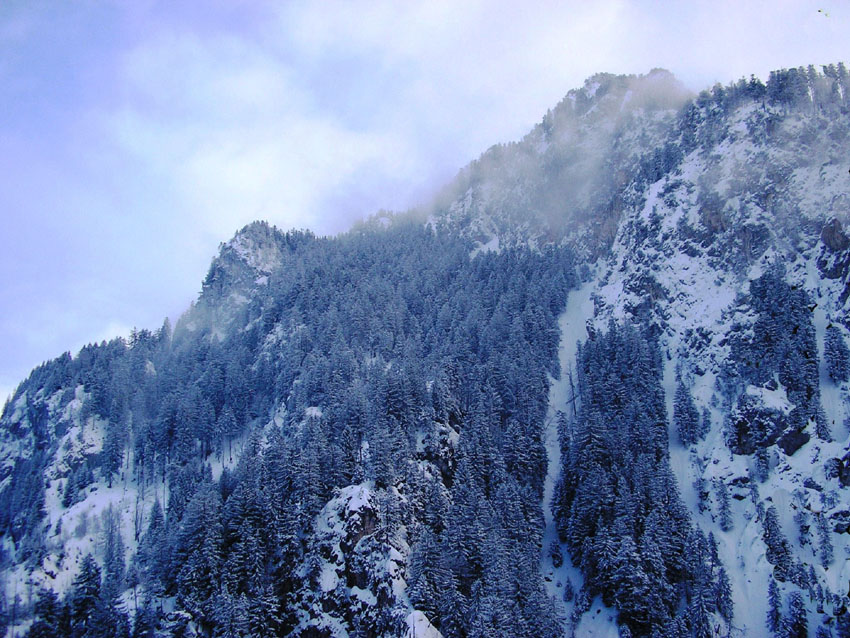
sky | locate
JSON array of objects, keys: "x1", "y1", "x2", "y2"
[{"x1": 0, "y1": 0, "x2": 848, "y2": 402}]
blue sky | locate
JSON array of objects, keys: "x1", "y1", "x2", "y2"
[{"x1": 1, "y1": 0, "x2": 848, "y2": 401}]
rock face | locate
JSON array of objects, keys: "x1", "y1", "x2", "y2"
[
  {"x1": 822, "y1": 217, "x2": 850, "y2": 253},
  {"x1": 2, "y1": 64, "x2": 850, "y2": 637}
]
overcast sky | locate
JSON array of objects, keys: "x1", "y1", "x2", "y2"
[{"x1": 1, "y1": 0, "x2": 848, "y2": 402}]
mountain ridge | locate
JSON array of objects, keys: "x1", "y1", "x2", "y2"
[{"x1": 1, "y1": 63, "x2": 849, "y2": 638}]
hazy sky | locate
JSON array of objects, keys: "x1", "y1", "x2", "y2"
[{"x1": 1, "y1": 0, "x2": 848, "y2": 401}]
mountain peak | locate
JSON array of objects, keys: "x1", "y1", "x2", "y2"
[
  {"x1": 561, "y1": 68, "x2": 691, "y2": 120},
  {"x1": 225, "y1": 220, "x2": 287, "y2": 274},
  {"x1": 431, "y1": 68, "x2": 693, "y2": 256}
]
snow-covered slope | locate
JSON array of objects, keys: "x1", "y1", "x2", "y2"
[
  {"x1": 552, "y1": 79, "x2": 850, "y2": 634},
  {"x1": 431, "y1": 66, "x2": 850, "y2": 634}
]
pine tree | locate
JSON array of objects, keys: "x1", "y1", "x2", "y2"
[
  {"x1": 68, "y1": 554, "x2": 102, "y2": 638},
  {"x1": 794, "y1": 506, "x2": 811, "y2": 547},
  {"x1": 825, "y1": 324, "x2": 850, "y2": 383},
  {"x1": 175, "y1": 485, "x2": 223, "y2": 629},
  {"x1": 101, "y1": 506, "x2": 125, "y2": 601},
  {"x1": 63, "y1": 463, "x2": 94, "y2": 508},
  {"x1": 816, "y1": 626, "x2": 834, "y2": 638},
  {"x1": 246, "y1": 582, "x2": 279, "y2": 638},
  {"x1": 836, "y1": 610, "x2": 850, "y2": 638},
  {"x1": 435, "y1": 568, "x2": 465, "y2": 638},
  {"x1": 763, "y1": 506, "x2": 791, "y2": 581},
  {"x1": 137, "y1": 498, "x2": 166, "y2": 602},
  {"x1": 102, "y1": 421, "x2": 126, "y2": 488},
  {"x1": 62, "y1": 468, "x2": 78, "y2": 509},
  {"x1": 699, "y1": 407, "x2": 711, "y2": 440},
  {"x1": 816, "y1": 512, "x2": 834, "y2": 568},
  {"x1": 91, "y1": 597, "x2": 131, "y2": 638},
  {"x1": 213, "y1": 585, "x2": 250, "y2": 638},
  {"x1": 688, "y1": 590, "x2": 713, "y2": 638},
  {"x1": 131, "y1": 596, "x2": 159, "y2": 638},
  {"x1": 715, "y1": 565, "x2": 734, "y2": 623},
  {"x1": 674, "y1": 378, "x2": 701, "y2": 446},
  {"x1": 407, "y1": 527, "x2": 441, "y2": 622},
  {"x1": 0, "y1": 221, "x2": 591, "y2": 637},
  {"x1": 26, "y1": 589, "x2": 62, "y2": 638},
  {"x1": 715, "y1": 480, "x2": 732, "y2": 532},
  {"x1": 216, "y1": 406, "x2": 239, "y2": 462},
  {"x1": 766, "y1": 577, "x2": 782, "y2": 635},
  {"x1": 783, "y1": 590, "x2": 807, "y2": 638},
  {"x1": 754, "y1": 448, "x2": 770, "y2": 483},
  {"x1": 693, "y1": 473, "x2": 709, "y2": 513},
  {"x1": 807, "y1": 579, "x2": 825, "y2": 610}
]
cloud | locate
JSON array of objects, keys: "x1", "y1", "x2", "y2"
[
  {"x1": 101, "y1": 2, "x2": 665, "y2": 247},
  {"x1": 98, "y1": 1, "x2": 850, "y2": 243},
  {"x1": 103, "y1": 30, "x2": 423, "y2": 237},
  {"x1": 2, "y1": 0, "x2": 849, "y2": 394}
]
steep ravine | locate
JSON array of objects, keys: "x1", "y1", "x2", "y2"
[{"x1": 540, "y1": 274, "x2": 619, "y2": 637}]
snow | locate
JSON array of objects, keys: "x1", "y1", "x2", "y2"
[
  {"x1": 470, "y1": 235, "x2": 500, "y2": 257},
  {"x1": 0, "y1": 384, "x2": 169, "y2": 613},
  {"x1": 350, "y1": 586, "x2": 377, "y2": 606},
  {"x1": 541, "y1": 272, "x2": 619, "y2": 635},
  {"x1": 745, "y1": 382, "x2": 793, "y2": 414},
  {"x1": 229, "y1": 292, "x2": 249, "y2": 306},
  {"x1": 572, "y1": 598, "x2": 620, "y2": 638},
  {"x1": 656, "y1": 242, "x2": 850, "y2": 634},
  {"x1": 294, "y1": 481, "x2": 414, "y2": 636},
  {"x1": 207, "y1": 430, "x2": 247, "y2": 481},
  {"x1": 406, "y1": 610, "x2": 443, "y2": 638},
  {"x1": 320, "y1": 563, "x2": 340, "y2": 593},
  {"x1": 345, "y1": 483, "x2": 372, "y2": 515},
  {"x1": 585, "y1": 81, "x2": 601, "y2": 98},
  {"x1": 809, "y1": 254, "x2": 849, "y2": 439}
]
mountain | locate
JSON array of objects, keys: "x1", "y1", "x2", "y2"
[
  {"x1": 1, "y1": 64, "x2": 849, "y2": 638},
  {"x1": 431, "y1": 68, "x2": 693, "y2": 256}
]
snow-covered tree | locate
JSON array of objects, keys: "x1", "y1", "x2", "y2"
[
  {"x1": 783, "y1": 590, "x2": 808, "y2": 638},
  {"x1": 674, "y1": 378, "x2": 701, "y2": 446},
  {"x1": 715, "y1": 479, "x2": 733, "y2": 532},
  {"x1": 766, "y1": 578, "x2": 782, "y2": 635},
  {"x1": 825, "y1": 324, "x2": 850, "y2": 383}
]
